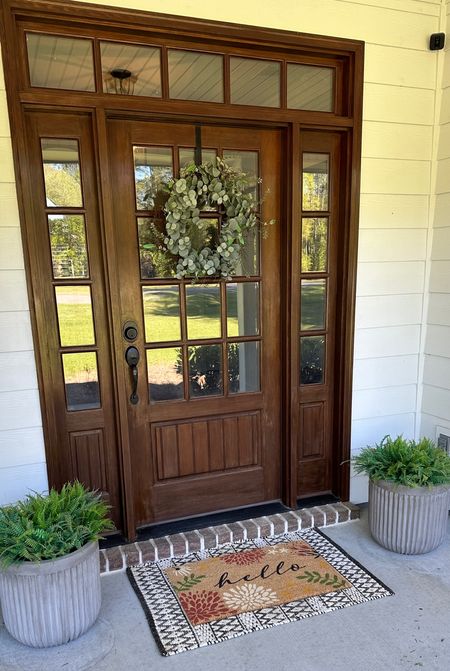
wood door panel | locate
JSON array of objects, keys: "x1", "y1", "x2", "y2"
[
  {"x1": 69, "y1": 429, "x2": 108, "y2": 494},
  {"x1": 298, "y1": 402, "x2": 325, "y2": 459},
  {"x1": 108, "y1": 119, "x2": 282, "y2": 526},
  {"x1": 151, "y1": 467, "x2": 265, "y2": 522},
  {"x1": 152, "y1": 411, "x2": 260, "y2": 481}
]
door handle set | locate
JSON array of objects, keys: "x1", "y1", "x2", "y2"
[{"x1": 125, "y1": 346, "x2": 140, "y2": 405}]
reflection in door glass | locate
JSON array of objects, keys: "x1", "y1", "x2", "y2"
[
  {"x1": 300, "y1": 279, "x2": 327, "y2": 331},
  {"x1": 55, "y1": 285, "x2": 95, "y2": 347},
  {"x1": 168, "y1": 50, "x2": 224, "y2": 102},
  {"x1": 302, "y1": 153, "x2": 329, "y2": 211},
  {"x1": 223, "y1": 150, "x2": 259, "y2": 201},
  {"x1": 48, "y1": 214, "x2": 89, "y2": 278},
  {"x1": 188, "y1": 345, "x2": 223, "y2": 397},
  {"x1": 230, "y1": 57, "x2": 280, "y2": 107},
  {"x1": 62, "y1": 352, "x2": 100, "y2": 411},
  {"x1": 27, "y1": 34, "x2": 95, "y2": 92},
  {"x1": 301, "y1": 218, "x2": 328, "y2": 272},
  {"x1": 147, "y1": 347, "x2": 184, "y2": 402},
  {"x1": 300, "y1": 335, "x2": 325, "y2": 385},
  {"x1": 226, "y1": 282, "x2": 259, "y2": 336},
  {"x1": 41, "y1": 139, "x2": 83, "y2": 208},
  {"x1": 232, "y1": 227, "x2": 260, "y2": 277},
  {"x1": 142, "y1": 285, "x2": 181, "y2": 343},
  {"x1": 186, "y1": 284, "x2": 221, "y2": 340},
  {"x1": 179, "y1": 148, "x2": 217, "y2": 169},
  {"x1": 229, "y1": 341, "x2": 260, "y2": 393},
  {"x1": 100, "y1": 42, "x2": 161, "y2": 97},
  {"x1": 133, "y1": 146, "x2": 173, "y2": 210},
  {"x1": 137, "y1": 218, "x2": 177, "y2": 279},
  {"x1": 287, "y1": 64, "x2": 334, "y2": 112}
]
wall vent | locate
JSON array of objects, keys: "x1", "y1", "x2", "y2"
[{"x1": 436, "y1": 427, "x2": 450, "y2": 455}]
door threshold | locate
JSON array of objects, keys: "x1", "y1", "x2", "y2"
[{"x1": 99, "y1": 501, "x2": 360, "y2": 573}]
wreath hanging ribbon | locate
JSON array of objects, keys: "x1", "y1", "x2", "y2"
[{"x1": 161, "y1": 157, "x2": 268, "y2": 280}]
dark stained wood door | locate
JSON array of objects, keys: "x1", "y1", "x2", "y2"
[{"x1": 107, "y1": 121, "x2": 282, "y2": 527}]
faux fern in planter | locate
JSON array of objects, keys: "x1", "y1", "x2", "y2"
[
  {"x1": 353, "y1": 436, "x2": 450, "y2": 555},
  {"x1": 0, "y1": 481, "x2": 113, "y2": 648}
]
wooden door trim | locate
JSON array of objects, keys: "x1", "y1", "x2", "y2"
[{"x1": 0, "y1": 0, "x2": 363, "y2": 537}]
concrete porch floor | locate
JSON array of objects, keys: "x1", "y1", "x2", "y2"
[{"x1": 1, "y1": 507, "x2": 450, "y2": 671}]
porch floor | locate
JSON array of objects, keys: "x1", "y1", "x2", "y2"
[{"x1": 2, "y1": 507, "x2": 450, "y2": 671}]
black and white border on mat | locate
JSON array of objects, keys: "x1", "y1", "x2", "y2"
[{"x1": 127, "y1": 527, "x2": 394, "y2": 656}]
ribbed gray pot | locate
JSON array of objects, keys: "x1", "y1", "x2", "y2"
[
  {"x1": 0, "y1": 540, "x2": 101, "y2": 648},
  {"x1": 369, "y1": 479, "x2": 450, "y2": 555}
]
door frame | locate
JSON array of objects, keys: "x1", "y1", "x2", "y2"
[{"x1": 0, "y1": 0, "x2": 364, "y2": 540}]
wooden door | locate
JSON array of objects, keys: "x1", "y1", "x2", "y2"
[{"x1": 107, "y1": 121, "x2": 282, "y2": 527}]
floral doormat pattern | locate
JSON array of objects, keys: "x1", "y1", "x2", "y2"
[{"x1": 127, "y1": 527, "x2": 393, "y2": 656}]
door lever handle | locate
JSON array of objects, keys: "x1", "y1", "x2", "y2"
[{"x1": 125, "y1": 346, "x2": 140, "y2": 405}]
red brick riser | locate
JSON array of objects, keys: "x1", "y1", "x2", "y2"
[{"x1": 100, "y1": 502, "x2": 360, "y2": 573}]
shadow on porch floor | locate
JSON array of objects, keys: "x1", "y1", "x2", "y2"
[{"x1": 1, "y1": 508, "x2": 450, "y2": 671}]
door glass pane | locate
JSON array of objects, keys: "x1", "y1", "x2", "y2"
[
  {"x1": 100, "y1": 42, "x2": 161, "y2": 97},
  {"x1": 41, "y1": 139, "x2": 83, "y2": 208},
  {"x1": 233, "y1": 227, "x2": 260, "y2": 277},
  {"x1": 188, "y1": 344, "x2": 223, "y2": 397},
  {"x1": 302, "y1": 218, "x2": 328, "y2": 272},
  {"x1": 143, "y1": 285, "x2": 181, "y2": 343},
  {"x1": 301, "y1": 279, "x2": 327, "y2": 331},
  {"x1": 147, "y1": 347, "x2": 183, "y2": 402},
  {"x1": 179, "y1": 148, "x2": 217, "y2": 169},
  {"x1": 26, "y1": 33, "x2": 95, "y2": 92},
  {"x1": 302, "y1": 153, "x2": 329, "y2": 211},
  {"x1": 168, "y1": 50, "x2": 223, "y2": 102},
  {"x1": 62, "y1": 352, "x2": 100, "y2": 411},
  {"x1": 230, "y1": 57, "x2": 280, "y2": 107},
  {"x1": 48, "y1": 214, "x2": 88, "y2": 279},
  {"x1": 300, "y1": 335, "x2": 325, "y2": 385},
  {"x1": 222, "y1": 150, "x2": 259, "y2": 201},
  {"x1": 186, "y1": 284, "x2": 221, "y2": 340},
  {"x1": 287, "y1": 64, "x2": 334, "y2": 112},
  {"x1": 133, "y1": 146, "x2": 173, "y2": 210},
  {"x1": 226, "y1": 282, "x2": 259, "y2": 336},
  {"x1": 55, "y1": 285, "x2": 95, "y2": 347},
  {"x1": 137, "y1": 218, "x2": 177, "y2": 279},
  {"x1": 228, "y1": 341, "x2": 260, "y2": 393}
]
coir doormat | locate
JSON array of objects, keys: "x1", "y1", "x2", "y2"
[{"x1": 127, "y1": 527, "x2": 393, "y2": 656}]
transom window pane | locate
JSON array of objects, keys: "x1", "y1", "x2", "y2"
[
  {"x1": 229, "y1": 341, "x2": 260, "y2": 393},
  {"x1": 302, "y1": 218, "x2": 328, "y2": 273},
  {"x1": 300, "y1": 335, "x2": 325, "y2": 385},
  {"x1": 230, "y1": 57, "x2": 280, "y2": 107},
  {"x1": 301, "y1": 279, "x2": 327, "y2": 331},
  {"x1": 168, "y1": 50, "x2": 223, "y2": 102},
  {"x1": 62, "y1": 352, "x2": 100, "y2": 411},
  {"x1": 137, "y1": 218, "x2": 177, "y2": 279},
  {"x1": 186, "y1": 284, "x2": 221, "y2": 340},
  {"x1": 41, "y1": 139, "x2": 83, "y2": 208},
  {"x1": 147, "y1": 347, "x2": 183, "y2": 402},
  {"x1": 188, "y1": 344, "x2": 223, "y2": 397},
  {"x1": 48, "y1": 214, "x2": 89, "y2": 279},
  {"x1": 302, "y1": 153, "x2": 329, "y2": 211},
  {"x1": 133, "y1": 146, "x2": 173, "y2": 210},
  {"x1": 142, "y1": 285, "x2": 181, "y2": 343},
  {"x1": 55, "y1": 285, "x2": 95, "y2": 347},
  {"x1": 226, "y1": 282, "x2": 260, "y2": 336},
  {"x1": 100, "y1": 42, "x2": 161, "y2": 97},
  {"x1": 26, "y1": 33, "x2": 95, "y2": 91},
  {"x1": 287, "y1": 64, "x2": 334, "y2": 112}
]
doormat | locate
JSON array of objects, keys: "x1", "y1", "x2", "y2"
[{"x1": 127, "y1": 527, "x2": 393, "y2": 656}]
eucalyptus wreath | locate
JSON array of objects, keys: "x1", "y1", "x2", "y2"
[{"x1": 162, "y1": 158, "x2": 271, "y2": 279}]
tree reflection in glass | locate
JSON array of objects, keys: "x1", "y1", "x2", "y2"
[{"x1": 301, "y1": 218, "x2": 328, "y2": 272}]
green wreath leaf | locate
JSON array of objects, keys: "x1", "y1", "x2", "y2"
[{"x1": 159, "y1": 157, "x2": 269, "y2": 280}]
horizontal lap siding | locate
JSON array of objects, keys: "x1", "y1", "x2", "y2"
[
  {"x1": 0, "y1": 0, "x2": 443, "y2": 504},
  {"x1": 421, "y1": 3, "x2": 450, "y2": 444},
  {"x1": 0, "y1": 50, "x2": 47, "y2": 505}
]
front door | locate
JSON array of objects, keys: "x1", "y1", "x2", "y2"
[{"x1": 107, "y1": 121, "x2": 282, "y2": 527}]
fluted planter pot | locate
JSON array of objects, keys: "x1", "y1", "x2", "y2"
[
  {"x1": 369, "y1": 479, "x2": 450, "y2": 555},
  {"x1": 0, "y1": 540, "x2": 101, "y2": 648}
]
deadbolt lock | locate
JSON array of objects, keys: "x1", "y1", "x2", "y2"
[{"x1": 123, "y1": 321, "x2": 138, "y2": 342}]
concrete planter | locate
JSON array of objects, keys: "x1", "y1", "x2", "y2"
[
  {"x1": 0, "y1": 540, "x2": 101, "y2": 648},
  {"x1": 369, "y1": 479, "x2": 450, "y2": 555}
]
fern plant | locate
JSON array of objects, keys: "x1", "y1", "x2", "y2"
[
  {"x1": 0, "y1": 481, "x2": 114, "y2": 567},
  {"x1": 353, "y1": 435, "x2": 450, "y2": 488}
]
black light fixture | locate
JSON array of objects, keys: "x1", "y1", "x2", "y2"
[{"x1": 105, "y1": 67, "x2": 137, "y2": 95}]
